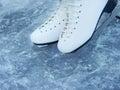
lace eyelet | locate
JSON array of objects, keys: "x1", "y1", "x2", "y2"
[
  {"x1": 79, "y1": 11, "x2": 81, "y2": 13},
  {"x1": 80, "y1": 4, "x2": 82, "y2": 7},
  {"x1": 67, "y1": 36, "x2": 70, "y2": 38},
  {"x1": 67, "y1": 19, "x2": 69, "y2": 21},
  {"x1": 49, "y1": 19, "x2": 51, "y2": 21},
  {"x1": 64, "y1": 40, "x2": 66, "y2": 42},
  {"x1": 74, "y1": 27, "x2": 76, "y2": 30},
  {"x1": 64, "y1": 27, "x2": 67, "y2": 30},
  {"x1": 66, "y1": 23, "x2": 68, "y2": 26},
  {"x1": 52, "y1": 16, "x2": 54, "y2": 18}
]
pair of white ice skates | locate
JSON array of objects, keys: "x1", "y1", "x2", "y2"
[{"x1": 31, "y1": 0, "x2": 119, "y2": 53}]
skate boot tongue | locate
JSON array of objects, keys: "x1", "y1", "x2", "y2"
[
  {"x1": 60, "y1": 0, "x2": 83, "y2": 39},
  {"x1": 61, "y1": 0, "x2": 83, "y2": 6}
]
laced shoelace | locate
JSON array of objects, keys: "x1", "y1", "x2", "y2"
[
  {"x1": 38, "y1": 6, "x2": 60, "y2": 32},
  {"x1": 38, "y1": 3, "x2": 67, "y2": 33},
  {"x1": 60, "y1": 1, "x2": 83, "y2": 40}
]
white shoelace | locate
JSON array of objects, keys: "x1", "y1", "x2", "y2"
[
  {"x1": 61, "y1": 1, "x2": 83, "y2": 39},
  {"x1": 38, "y1": 3, "x2": 67, "y2": 32}
]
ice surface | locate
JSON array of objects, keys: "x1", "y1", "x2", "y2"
[{"x1": 0, "y1": 0, "x2": 120, "y2": 90}]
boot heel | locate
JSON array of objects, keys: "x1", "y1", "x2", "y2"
[{"x1": 104, "y1": 0, "x2": 118, "y2": 13}]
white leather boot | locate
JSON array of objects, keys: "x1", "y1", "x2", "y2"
[
  {"x1": 30, "y1": 0, "x2": 67, "y2": 45},
  {"x1": 58, "y1": 0, "x2": 117, "y2": 53}
]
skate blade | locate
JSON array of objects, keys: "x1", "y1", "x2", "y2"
[
  {"x1": 116, "y1": 9, "x2": 120, "y2": 20},
  {"x1": 35, "y1": 44, "x2": 48, "y2": 48},
  {"x1": 96, "y1": 5, "x2": 120, "y2": 31}
]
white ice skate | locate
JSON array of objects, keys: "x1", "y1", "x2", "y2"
[
  {"x1": 30, "y1": 1, "x2": 67, "y2": 45},
  {"x1": 58, "y1": 0, "x2": 119, "y2": 53}
]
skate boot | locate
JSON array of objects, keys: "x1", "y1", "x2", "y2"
[
  {"x1": 30, "y1": 1, "x2": 67, "y2": 45},
  {"x1": 58, "y1": 0, "x2": 118, "y2": 53}
]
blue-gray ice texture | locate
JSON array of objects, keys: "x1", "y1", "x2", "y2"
[{"x1": 0, "y1": 0, "x2": 120, "y2": 90}]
